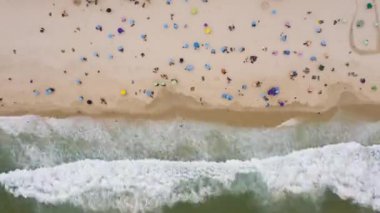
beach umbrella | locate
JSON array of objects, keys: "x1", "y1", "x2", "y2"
[
  {"x1": 108, "y1": 33, "x2": 115, "y2": 39},
  {"x1": 117, "y1": 27, "x2": 124, "y2": 34},
  {"x1": 204, "y1": 63, "x2": 212, "y2": 70},
  {"x1": 95, "y1": 24, "x2": 103, "y2": 31},
  {"x1": 185, "y1": 64, "x2": 194, "y2": 71},
  {"x1": 168, "y1": 58, "x2": 175, "y2": 65},
  {"x1": 145, "y1": 90, "x2": 154, "y2": 97},
  {"x1": 45, "y1": 88, "x2": 55, "y2": 95},
  {"x1": 120, "y1": 89, "x2": 127, "y2": 96},
  {"x1": 140, "y1": 34, "x2": 147, "y2": 40},
  {"x1": 193, "y1": 42, "x2": 200, "y2": 49},
  {"x1": 283, "y1": 50, "x2": 291, "y2": 55},
  {"x1": 221, "y1": 93, "x2": 233, "y2": 101},
  {"x1": 171, "y1": 79, "x2": 178, "y2": 85},
  {"x1": 191, "y1": 7, "x2": 198, "y2": 15},
  {"x1": 78, "y1": 96, "x2": 84, "y2": 102},
  {"x1": 128, "y1": 19, "x2": 135, "y2": 26},
  {"x1": 280, "y1": 33, "x2": 287, "y2": 42},
  {"x1": 356, "y1": 20, "x2": 365, "y2": 28},
  {"x1": 33, "y1": 90, "x2": 40, "y2": 96},
  {"x1": 204, "y1": 27, "x2": 212, "y2": 35},
  {"x1": 118, "y1": 46, "x2": 124, "y2": 52},
  {"x1": 267, "y1": 87, "x2": 280, "y2": 96}
]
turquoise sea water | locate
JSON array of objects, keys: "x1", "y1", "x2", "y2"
[{"x1": 0, "y1": 115, "x2": 379, "y2": 213}]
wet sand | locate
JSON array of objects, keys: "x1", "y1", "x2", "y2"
[{"x1": 1, "y1": 87, "x2": 380, "y2": 127}]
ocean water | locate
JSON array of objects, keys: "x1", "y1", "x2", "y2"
[{"x1": 0, "y1": 115, "x2": 379, "y2": 213}]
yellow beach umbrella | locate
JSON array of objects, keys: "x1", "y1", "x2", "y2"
[
  {"x1": 204, "y1": 27, "x2": 212, "y2": 35},
  {"x1": 120, "y1": 89, "x2": 127, "y2": 96},
  {"x1": 191, "y1": 7, "x2": 198, "y2": 15}
]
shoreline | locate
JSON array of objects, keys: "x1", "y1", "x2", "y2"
[{"x1": 1, "y1": 89, "x2": 380, "y2": 127}]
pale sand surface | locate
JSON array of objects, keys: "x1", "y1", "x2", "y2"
[{"x1": 0, "y1": 0, "x2": 379, "y2": 124}]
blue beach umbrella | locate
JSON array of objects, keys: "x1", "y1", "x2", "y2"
[
  {"x1": 78, "y1": 96, "x2": 84, "y2": 102},
  {"x1": 45, "y1": 88, "x2": 55, "y2": 95},
  {"x1": 128, "y1": 19, "x2": 135, "y2": 26},
  {"x1": 193, "y1": 42, "x2": 200, "y2": 49},
  {"x1": 93, "y1": 52, "x2": 99, "y2": 57},
  {"x1": 145, "y1": 90, "x2": 154, "y2": 97},
  {"x1": 95, "y1": 24, "x2": 103, "y2": 31},
  {"x1": 280, "y1": 33, "x2": 287, "y2": 42},
  {"x1": 221, "y1": 93, "x2": 234, "y2": 101},
  {"x1": 204, "y1": 63, "x2": 212, "y2": 70},
  {"x1": 140, "y1": 34, "x2": 147, "y2": 40},
  {"x1": 185, "y1": 64, "x2": 194, "y2": 71},
  {"x1": 310, "y1": 55, "x2": 317, "y2": 61},
  {"x1": 283, "y1": 50, "x2": 291, "y2": 55},
  {"x1": 108, "y1": 33, "x2": 115, "y2": 39}
]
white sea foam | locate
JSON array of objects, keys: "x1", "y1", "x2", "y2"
[
  {"x1": 1, "y1": 115, "x2": 380, "y2": 168},
  {"x1": 276, "y1": 118, "x2": 301, "y2": 128},
  {"x1": 0, "y1": 142, "x2": 379, "y2": 212}
]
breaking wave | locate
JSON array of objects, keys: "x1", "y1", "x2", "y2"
[
  {"x1": 1, "y1": 115, "x2": 380, "y2": 169},
  {"x1": 0, "y1": 142, "x2": 379, "y2": 213}
]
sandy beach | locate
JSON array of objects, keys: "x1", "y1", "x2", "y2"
[
  {"x1": 0, "y1": 0, "x2": 379, "y2": 121},
  {"x1": 1, "y1": 1, "x2": 380, "y2": 212}
]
